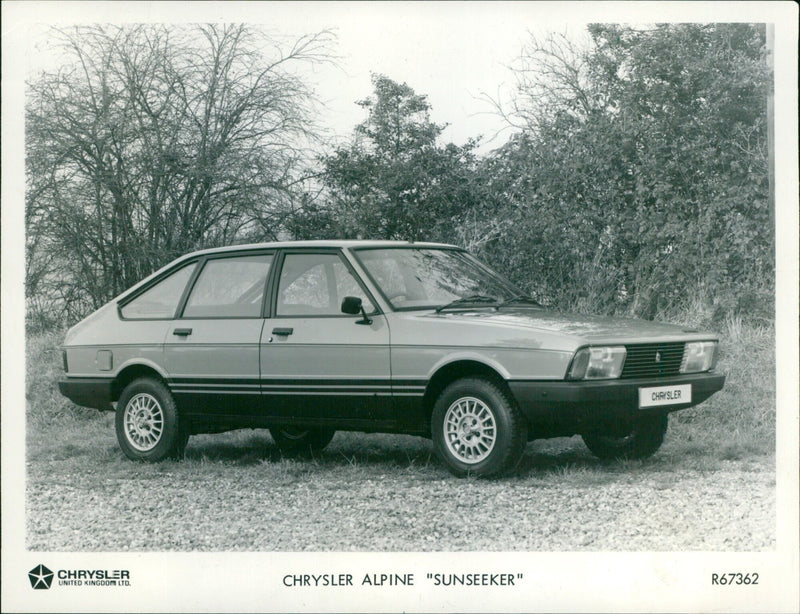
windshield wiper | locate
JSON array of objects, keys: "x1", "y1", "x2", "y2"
[
  {"x1": 495, "y1": 294, "x2": 543, "y2": 309},
  {"x1": 435, "y1": 294, "x2": 499, "y2": 313}
]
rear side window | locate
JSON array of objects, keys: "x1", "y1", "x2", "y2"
[
  {"x1": 182, "y1": 254, "x2": 273, "y2": 318},
  {"x1": 120, "y1": 263, "x2": 197, "y2": 319}
]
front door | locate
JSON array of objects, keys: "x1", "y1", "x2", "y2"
[{"x1": 260, "y1": 250, "x2": 392, "y2": 429}]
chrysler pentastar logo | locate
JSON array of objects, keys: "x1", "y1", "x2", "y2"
[{"x1": 28, "y1": 564, "x2": 54, "y2": 589}]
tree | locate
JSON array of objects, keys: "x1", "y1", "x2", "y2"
[
  {"x1": 321, "y1": 75, "x2": 485, "y2": 243},
  {"x1": 485, "y1": 24, "x2": 772, "y2": 321},
  {"x1": 26, "y1": 24, "x2": 332, "y2": 328}
]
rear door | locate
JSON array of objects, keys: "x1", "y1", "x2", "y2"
[
  {"x1": 259, "y1": 249, "x2": 392, "y2": 429},
  {"x1": 163, "y1": 251, "x2": 274, "y2": 422}
]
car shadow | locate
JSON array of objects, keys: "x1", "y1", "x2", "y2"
[
  {"x1": 511, "y1": 443, "x2": 618, "y2": 479},
  {"x1": 183, "y1": 430, "x2": 276, "y2": 464},
  {"x1": 183, "y1": 430, "x2": 629, "y2": 476}
]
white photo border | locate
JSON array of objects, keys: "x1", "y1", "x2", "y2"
[{"x1": 2, "y1": 2, "x2": 797, "y2": 612}]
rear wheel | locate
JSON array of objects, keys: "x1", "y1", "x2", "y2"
[
  {"x1": 431, "y1": 377, "x2": 527, "y2": 478},
  {"x1": 270, "y1": 426, "x2": 335, "y2": 455},
  {"x1": 581, "y1": 413, "x2": 669, "y2": 460},
  {"x1": 115, "y1": 378, "x2": 188, "y2": 461}
]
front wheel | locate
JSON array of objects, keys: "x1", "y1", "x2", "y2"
[
  {"x1": 269, "y1": 426, "x2": 335, "y2": 456},
  {"x1": 581, "y1": 413, "x2": 669, "y2": 460},
  {"x1": 115, "y1": 378, "x2": 188, "y2": 461},
  {"x1": 431, "y1": 377, "x2": 527, "y2": 478}
]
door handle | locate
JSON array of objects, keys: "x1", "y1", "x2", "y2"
[
  {"x1": 172, "y1": 328, "x2": 193, "y2": 336},
  {"x1": 271, "y1": 327, "x2": 294, "y2": 336}
]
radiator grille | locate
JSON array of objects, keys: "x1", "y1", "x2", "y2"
[{"x1": 620, "y1": 342, "x2": 685, "y2": 379}]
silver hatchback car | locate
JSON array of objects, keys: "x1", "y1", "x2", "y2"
[{"x1": 59, "y1": 240, "x2": 725, "y2": 477}]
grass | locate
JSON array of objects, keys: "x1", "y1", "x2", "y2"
[
  {"x1": 24, "y1": 426, "x2": 776, "y2": 551},
  {"x1": 23, "y1": 318, "x2": 777, "y2": 551},
  {"x1": 665, "y1": 314, "x2": 775, "y2": 460}
]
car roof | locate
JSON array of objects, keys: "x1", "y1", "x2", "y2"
[{"x1": 180, "y1": 239, "x2": 460, "y2": 259}]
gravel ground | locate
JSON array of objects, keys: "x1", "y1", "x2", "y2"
[{"x1": 26, "y1": 428, "x2": 775, "y2": 551}]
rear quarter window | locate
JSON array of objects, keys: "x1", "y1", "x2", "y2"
[{"x1": 120, "y1": 263, "x2": 197, "y2": 319}]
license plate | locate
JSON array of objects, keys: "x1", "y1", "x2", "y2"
[{"x1": 638, "y1": 384, "x2": 691, "y2": 408}]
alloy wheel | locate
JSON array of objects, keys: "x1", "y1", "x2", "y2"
[
  {"x1": 443, "y1": 396, "x2": 497, "y2": 464},
  {"x1": 123, "y1": 393, "x2": 165, "y2": 452}
]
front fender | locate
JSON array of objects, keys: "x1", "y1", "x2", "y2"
[{"x1": 426, "y1": 350, "x2": 512, "y2": 381}]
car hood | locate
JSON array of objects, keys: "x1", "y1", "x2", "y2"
[{"x1": 424, "y1": 307, "x2": 714, "y2": 344}]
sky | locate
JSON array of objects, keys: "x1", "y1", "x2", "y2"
[
  {"x1": 272, "y1": 2, "x2": 569, "y2": 151},
  {"x1": 22, "y1": 2, "x2": 572, "y2": 153},
  {"x1": 15, "y1": 1, "x2": 789, "y2": 154}
]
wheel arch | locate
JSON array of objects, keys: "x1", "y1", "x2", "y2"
[
  {"x1": 422, "y1": 359, "x2": 511, "y2": 422},
  {"x1": 112, "y1": 362, "x2": 168, "y2": 402}
]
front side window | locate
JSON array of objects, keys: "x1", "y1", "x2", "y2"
[
  {"x1": 182, "y1": 254, "x2": 273, "y2": 318},
  {"x1": 120, "y1": 262, "x2": 197, "y2": 319},
  {"x1": 354, "y1": 248, "x2": 521, "y2": 310},
  {"x1": 276, "y1": 253, "x2": 375, "y2": 316}
]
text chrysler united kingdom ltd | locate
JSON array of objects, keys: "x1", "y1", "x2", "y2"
[{"x1": 59, "y1": 241, "x2": 725, "y2": 477}]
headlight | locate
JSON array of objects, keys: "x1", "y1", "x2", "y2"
[
  {"x1": 680, "y1": 341, "x2": 718, "y2": 373},
  {"x1": 567, "y1": 346, "x2": 626, "y2": 380}
]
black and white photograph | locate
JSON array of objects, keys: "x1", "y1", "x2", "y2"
[{"x1": 2, "y1": 1, "x2": 798, "y2": 612}]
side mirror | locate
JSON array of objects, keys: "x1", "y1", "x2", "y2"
[
  {"x1": 341, "y1": 296, "x2": 372, "y2": 325},
  {"x1": 341, "y1": 296, "x2": 362, "y2": 315}
]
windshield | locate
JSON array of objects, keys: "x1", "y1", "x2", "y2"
[{"x1": 352, "y1": 247, "x2": 526, "y2": 311}]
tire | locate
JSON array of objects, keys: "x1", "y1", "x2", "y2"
[
  {"x1": 115, "y1": 377, "x2": 188, "y2": 461},
  {"x1": 431, "y1": 377, "x2": 527, "y2": 478},
  {"x1": 269, "y1": 426, "x2": 335, "y2": 456},
  {"x1": 581, "y1": 412, "x2": 669, "y2": 460}
]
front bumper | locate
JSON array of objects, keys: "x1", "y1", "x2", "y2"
[
  {"x1": 508, "y1": 372, "x2": 726, "y2": 427},
  {"x1": 58, "y1": 377, "x2": 115, "y2": 411}
]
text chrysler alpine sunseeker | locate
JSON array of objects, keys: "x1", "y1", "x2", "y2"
[{"x1": 59, "y1": 241, "x2": 725, "y2": 477}]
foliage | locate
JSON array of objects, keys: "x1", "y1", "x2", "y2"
[
  {"x1": 26, "y1": 24, "x2": 332, "y2": 329},
  {"x1": 25, "y1": 24, "x2": 773, "y2": 329},
  {"x1": 481, "y1": 24, "x2": 773, "y2": 322},
  {"x1": 320, "y1": 75, "x2": 490, "y2": 244}
]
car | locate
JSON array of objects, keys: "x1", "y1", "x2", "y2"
[{"x1": 58, "y1": 240, "x2": 725, "y2": 477}]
